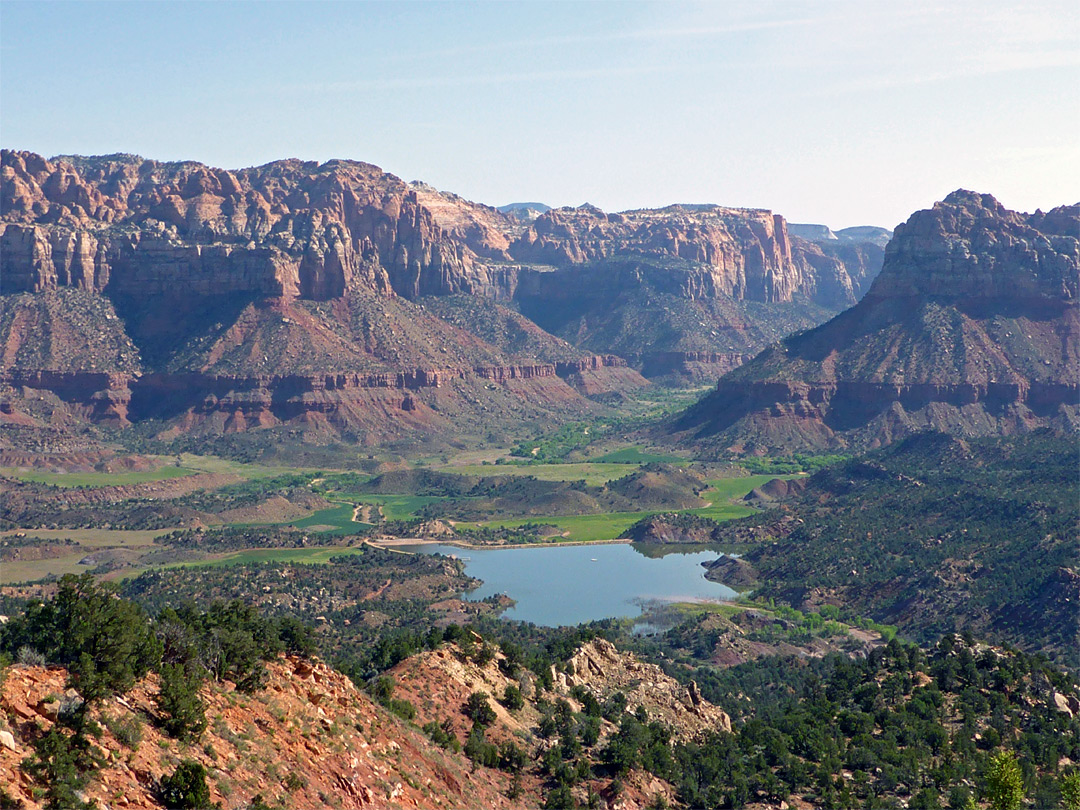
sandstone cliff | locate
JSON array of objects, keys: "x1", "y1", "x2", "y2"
[
  {"x1": 1, "y1": 150, "x2": 508, "y2": 300},
  {"x1": 2, "y1": 149, "x2": 881, "y2": 311},
  {"x1": 0, "y1": 148, "x2": 888, "y2": 442},
  {"x1": 671, "y1": 191, "x2": 1080, "y2": 453}
]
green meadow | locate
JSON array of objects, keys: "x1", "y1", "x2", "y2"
[
  {"x1": 348, "y1": 494, "x2": 450, "y2": 521},
  {"x1": 164, "y1": 545, "x2": 367, "y2": 569},
  {"x1": 0, "y1": 465, "x2": 196, "y2": 488},
  {"x1": 451, "y1": 472, "x2": 796, "y2": 541},
  {"x1": 434, "y1": 462, "x2": 642, "y2": 486},
  {"x1": 588, "y1": 447, "x2": 686, "y2": 464}
]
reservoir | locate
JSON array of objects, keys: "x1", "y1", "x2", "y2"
[{"x1": 395, "y1": 542, "x2": 737, "y2": 627}]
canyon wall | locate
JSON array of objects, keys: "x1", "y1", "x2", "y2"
[
  {"x1": 672, "y1": 191, "x2": 1080, "y2": 453},
  {"x1": 2, "y1": 150, "x2": 880, "y2": 309}
]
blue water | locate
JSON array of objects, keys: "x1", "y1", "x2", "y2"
[{"x1": 396, "y1": 542, "x2": 736, "y2": 627}]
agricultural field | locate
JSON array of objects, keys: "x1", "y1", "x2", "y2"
[
  {"x1": 0, "y1": 464, "x2": 195, "y2": 488},
  {"x1": 271, "y1": 502, "x2": 370, "y2": 535},
  {"x1": 1, "y1": 436, "x2": 809, "y2": 584},
  {"x1": 432, "y1": 461, "x2": 646, "y2": 486},
  {"x1": 452, "y1": 473, "x2": 792, "y2": 542},
  {"x1": 346, "y1": 494, "x2": 450, "y2": 521},
  {"x1": 588, "y1": 446, "x2": 687, "y2": 464},
  {"x1": 161, "y1": 545, "x2": 368, "y2": 569}
]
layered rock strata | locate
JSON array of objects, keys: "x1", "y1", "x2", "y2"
[
  {"x1": 0, "y1": 148, "x2": 888, "y2": 438},
  {"x1": 672, "y1": 191, "x2": 1080, "y2": 452},
  {"x1": 1, "y1": 356, "x2": 635, "y2": 431},
  {"x1": 2, "y1": 150, "x2": 880, "y2": 309}
]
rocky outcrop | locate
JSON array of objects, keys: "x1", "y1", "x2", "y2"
[
  {"x1": 701, "y1": 556, "x2": 760, "y2": 589},
  {"x1": 624, "y1": 512, "x2": 723, "y2": 544},
  {"x1": 513, "y1": 204, "x2": 804, "y2": 302},
  {"x1": 1, "y1": 369, "x2": 134, "y2": 423},
  {"x1": 870, "y1": 190, "x2": 1078, "y2": 302},
  {"x1": 671, "y1": 192, "x2": 1080, "y2": 453},
  {"x1": 510, "y1": 204, "x2": 885, "y2": 309},
  {"x1": 743, "y1": 476, "x2": 808, "y2": 502},
  {"x1": 557, "y1": 639, "x2": 732, "y2": 740}
]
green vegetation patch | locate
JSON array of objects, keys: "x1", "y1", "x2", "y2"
[
  {"x1": 737, "y1": 452, "x2": 850, "y2": 476},
  {"x1": 0, "y1": 464, "x2": 196, "y2": 488},
  {"x1": 163, "y1": 546, "x2": 367, "y2": 569},
  {"x1": 590, "y1": 447, "x2": 686, "y2": 464},
  {"x1": 350, "y1": 494, "x2": 450, "y2": 521},
  {"x1": 459, "y1": 511, "x2": 660, "y2": 543},
  {"x1": 702, "y1": 473, "x2": 804, "y2": 502},
  {"x1": 435, "y1": 462, "x2": 641, "y2": 486}
]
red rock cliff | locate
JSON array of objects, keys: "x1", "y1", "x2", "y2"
[{"x1": 672, "y1": 191, "x2": 1080, "y2": 453}]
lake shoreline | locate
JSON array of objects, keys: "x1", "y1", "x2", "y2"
[{"x1": 380, "y1": 540, "x2": 739, "y2": 626}]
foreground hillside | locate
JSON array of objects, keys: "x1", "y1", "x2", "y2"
[
  {"x1": 1, "y1": 657, "x2": 521, "y2": 810},
  {"x1": 2, "y1": 576, "x2": 1077, "y2": 810},
  {"x1": 671, "y1": 191, "x2": 1079, "y2": 453}
]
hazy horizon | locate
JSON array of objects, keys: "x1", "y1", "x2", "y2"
[{"x1": 2, "y1": 0, "x2": 1076, "y2": 229}]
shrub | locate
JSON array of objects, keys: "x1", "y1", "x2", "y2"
[
  {"x1": 22, "y1": 703, "x2": 104, "y2": 810},
  {"x1": 464, "y1": 727, "x2": 499, "y2": 768},
  {"x1": 0, "y1": 575, "x2": 161, "y2": 702},
  {"x1": 985, "y1": 750, "x2": 1025, "y2": 810},
  {"x1": 16, "y1": 646, "x2": 45, "y2": 667},
  {"x1": 501, "y1": 684, "x2": 524, "y2": 712},
  {"x1": 464, "y1": 691, "x2": 496, "y2": 727},
  {"x1": 103, "y1": 713, "x2": 144, "y2": 750},
  {"x1": 388, "y1": 698, "x2": 416, "y2": 720},
  {"x1": 157, "y1": 760, "x2": 214, "y2": 809},
  {"x1": 284, "y1": 772, "x2": 305, "y2": 792},
  {"x1": 422, "y1": 719, "x2": 461, "y2": 752},
  {"x1": 1062, "y1": 772, "x2": 1080, "y2": 810},
  {"x1": 156, "y1": 663, "x2": 207, "y2": 741}
]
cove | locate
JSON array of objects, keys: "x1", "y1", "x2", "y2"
[{"x1": 394, "y1": 542, "x2": 737, "y2": 627}]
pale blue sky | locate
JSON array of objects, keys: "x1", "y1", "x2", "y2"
[{"x1": 1, "y1": 1, "x2": 1077, "y2": 228}]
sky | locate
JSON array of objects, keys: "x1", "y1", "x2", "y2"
[{"x1": 1, "y1": 1, "x2": 1077, "y2": 229}]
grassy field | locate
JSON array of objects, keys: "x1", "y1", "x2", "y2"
[
  {"x1": 0, "y1": 465, "x2": 196, "y2": 488},
  {"x1": 256, "y1": 502, "x2": 370, "y2": 535},
  {"x1": 456, "y1": 511, "x2": 657, "y2": 542},
  {"x1": 0, "y1": 552, "x2": 103, "y2": 584},
  {"x1": 685, "y1": 502, "x2": 757, "y2": 521},
  {"x1": 451, "y1": 472, "x2": 800, "y2": 541},
  {"x1": 588, "y1": 447, "x2": 686, "y2": 464},
  {"x1": 163, "y1": 546, "x2": 367, "y2": 569},
  {"x1": 0, "y1": 450, "x2": 332, "y2": 489},
  {"x1": 349, "y1": 494, "x2": 449, "y2": 521},
  {"x1": 0, "y1": 529, "x2": 175, "y2": 546},
  {"x1": 703, "y1": 473, "x2": 804, "y2": 501},
  {"x1": 244, "y1": 495, "x2": 438, "y2": 533},
  {"x1": 176, "y1": 454, "x2": 325, "y2": 479},
  {"x1": 433, "y1": 462, "x2": 643, "y2": 486},
  {"x1": 458, "y1": 504, "x2": 750, "y2": 542},
  {"x1": 0, "y1": 529, "x2": 180, "y2": 584}
]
